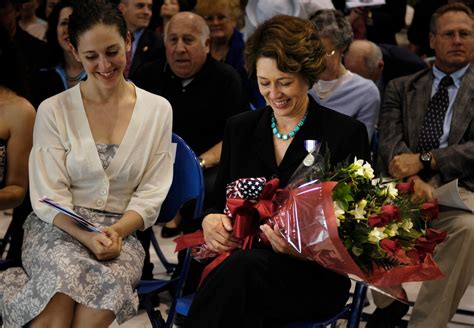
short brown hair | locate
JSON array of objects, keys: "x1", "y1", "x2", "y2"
[
  {"x1": 245, "y1": 15, "x2": 325, "y2": 86},
  {"x1": 430, "y1": 3, "x2": 473, "y2": 33}
]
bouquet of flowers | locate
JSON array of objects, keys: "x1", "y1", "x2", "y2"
[
  {"x1": 175, "y1": 141, "x2": 446, "y2": 296},
  {"x1": 270, "y1": 149, "x2": 446, "y2": 297}
]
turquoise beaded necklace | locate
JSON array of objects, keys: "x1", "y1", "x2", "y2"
[{"x1": 271, "y1": 111, "x2": 308, "y2": 140}]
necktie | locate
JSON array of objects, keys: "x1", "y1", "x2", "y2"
[{"x1": 417, "y1": 75, "x2": 454, "y2": 152}]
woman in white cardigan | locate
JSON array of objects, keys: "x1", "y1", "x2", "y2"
[{"x1": 0, "y1": 0, "x2": 173, "y2": 326}]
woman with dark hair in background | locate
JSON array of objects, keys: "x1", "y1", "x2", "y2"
[
  {"x1": 33, "y1": 0, "x2": 84, "y2": 106},
  {"x1": 185, "y1": 15, "x2": 370, "y2": 328},
  {"x1": 0, "y1": 0, "x2": 173, "y2": 326}
]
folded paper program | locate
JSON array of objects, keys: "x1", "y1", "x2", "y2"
[{"x1": 39, "y1": 196, "x2": 102, "y2": 233}]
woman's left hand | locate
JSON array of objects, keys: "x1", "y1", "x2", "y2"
[{"x1": 260, "y1": 224, "x2": 306, "y2": 259}]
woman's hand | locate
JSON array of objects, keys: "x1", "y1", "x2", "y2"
[
  {"x1": 260, "y1": 224, "x2": 306, "y2": 259},
  {"x1": 84, "y1": 227, "x2": 123, "y2": 261},
  {"x1": 202, "y1": 213, "x2": 242, "y2": 253}
]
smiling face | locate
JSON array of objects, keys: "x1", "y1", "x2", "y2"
[
  {"x1": 165, "y1": 13, "x2": 209, "y2": 79},
  {"x1": 256, "y1": 57, "x2": 309, "y2": 120},
  {"x1": 119, "y1": 0, "x2": 153, "y2": 32},
  {"x1": 72, "y1": 23, "x2": 130, "y2": 89},
  {"x1": 57, "y1": 6, "x2": 73, "y2": 52},
  {"x1": 430, "y1": 10, "x2": 474, "y2": 73},
  {"x1": 203, "y1": 7, "x2": 236, "y2": 42}
]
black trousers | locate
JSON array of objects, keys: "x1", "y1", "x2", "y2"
[{"x1": 185, "y1": 248, "x2": 350, "y2": 328}]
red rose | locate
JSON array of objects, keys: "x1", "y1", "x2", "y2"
[
  {"x1": 379, "y1": 204, "x2": 401, "y2": 222},
  {"x1": 414, "y1": 237, "x2": 436, "y2": 253},
  {"x1": 396, "y1": 181, "x2": 414, "y2": 194},
  {"x1": 368, "y1": 214, "x2": 383, "y2": 227},
  {"x1": 421, "y1": 201, "x2": 439, "y2": 221},
  {"x1": 380, "y1": 239, "x2": 399, "y2": 257},
  {"x1": 426, "y1": 228, "x2": 447, "y2": 244}
]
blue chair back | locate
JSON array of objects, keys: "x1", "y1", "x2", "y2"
[
  {"x1": 157, "y1": 133, "x2": 205, "y2": 223},
  {"x1": 138, "y1": 133, "x2": 205, "y2": 328}
]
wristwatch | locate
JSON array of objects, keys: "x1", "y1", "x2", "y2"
[
  {"x1": 419, "y1": 151, "x2": 433, "y2": 171},
  {"x1": 198, "y1": 157, "x2": 206, "y2": 169}
]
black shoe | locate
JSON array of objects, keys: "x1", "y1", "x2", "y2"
[
  {"x1": 366, "y1": 300, "x2": 409, "y2": 328},
  {"x1": 161, "y1": 225, "x2": 181, "y2": 238}
]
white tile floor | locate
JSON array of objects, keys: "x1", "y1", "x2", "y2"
[{"x1": 1, "y1": 213, "x2": 473, "y2": 327}]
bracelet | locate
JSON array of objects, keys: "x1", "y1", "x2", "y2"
[{"x1": 198, "y1": 157, "x2": 206, "y2": 169}]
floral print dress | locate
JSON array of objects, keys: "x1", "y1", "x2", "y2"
[{"x1": 0, "y1": 144, "x2": 145, "y2": 327}]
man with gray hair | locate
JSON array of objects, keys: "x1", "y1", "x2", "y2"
[
  {"x1": 134, "y1": 11, "x2": 246, "y2": 280},
  {"x1": 345, "y1": 40, "x2": 428, "y2": 98},
  {"x1": 344, "y1": 40, "x2": 384, "y2": 82}
]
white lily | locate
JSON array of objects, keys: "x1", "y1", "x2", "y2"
[
  {"x1": 368, "y1": 227, "x2": 388, "y2": 243},
  {"x1": 380, "y1": 182, "x2": 398, "y2": 200},
  {"x1": 348, "y1": 199, "x2": 367, "y2": 220}
]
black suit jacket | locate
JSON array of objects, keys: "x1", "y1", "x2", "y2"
[
  {"x1": 129, "y1": 28, "x2": 164, "y2": 81},
  {"x1": 213, "y1": 97, "x2": 371, "y2": 211}
]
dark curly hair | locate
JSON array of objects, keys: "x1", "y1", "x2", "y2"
[
  {"x1": 68, "y1": 0, "x2": 128, "y2": 49},
  {"x1": 245, "y1": 15, "x2": 326, "y2": 86}
]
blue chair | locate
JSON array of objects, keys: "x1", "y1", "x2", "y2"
[
  {"x1": 137, "y1": 133, "x2": 205, "y2": 328},
  {"x1": 175, "y1": 277, "x2": 368, "y2": 327}
]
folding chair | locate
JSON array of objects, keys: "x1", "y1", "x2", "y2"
[{"x1": 137, "y1": 133, "x2": 205, "y2": 328}]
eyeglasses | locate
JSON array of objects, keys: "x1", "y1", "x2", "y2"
[
  {"x1": 203, "y1": 14, "x2": 228, "y2": 22},
  {"x1": 436, "y1": 29, "x2": 473, "y2": 40}
]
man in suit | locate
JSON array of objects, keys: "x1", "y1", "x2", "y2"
[
  {"x1": 118, "y1": 0, "x2": 164, "y2": 81},
  {"x1": 377, "y1": 3, "x2": 474, "y2": 327}
]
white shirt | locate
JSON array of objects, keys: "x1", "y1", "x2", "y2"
[{"x1": 29, "y1": 84, "x2": 174, "y2": 229}]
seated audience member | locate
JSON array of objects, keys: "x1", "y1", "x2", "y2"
[
  {"x1": 184, "y1": 15, "x2": 370, "y2": 328},
  {"x1": 0, "y1": 0, "x2": 173, "y2": 326},
  {"x1": 194, "y1": 0, "x2": 264, "y2": 108},
  {"x1": 43, "y1": 0, "x2": 61, "y2": 18},
  {"x1": 118, "y1": 0, "x2": 165, "y2": 81},
  {"x1": 343, "y1": 39, "x2": 384, "y2": 93},
  {"x1": 0, "y1": 26, "x2": 35, "y2": 220},
  {"x1": 19, "y1": 0, "x2": 48, "y2": 41},
  {"x1": 374, "y1": 4, "x2": 474, "y2": 328},
  {"x1": 407, "y1": 0, "x2": 474, "y2": 58},
  {"x1": 309, "y1": 9, "x2": 380, "y2": 142},
  {"x1": 0, "y1": 0, "x2": 48, "y2": 101},
  {"x1": 134, "y1": 12, "x2": 245, "y2": 280},
  {"x1": 158, "y1": 0, "x2": 180, "y2": 33},
  {"x1": 344, "y1": 40, "x2": 428, "y2": 95},
  {"x1": 242, "y1": 0, "x2": 334, "y2": 41},
  {"x1": 33, "y1": 0, "x2": 85, "y2": 106}
]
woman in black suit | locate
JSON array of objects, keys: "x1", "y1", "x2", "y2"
[{"x1": 185, "y1": 15, "x2": 370, "y2": 328}]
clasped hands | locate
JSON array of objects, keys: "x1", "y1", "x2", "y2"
[
  {"x1": 202, "y1": 213, "x2": 303, "y2": 258},
  {"x1": 389, "y1": 153, "x2": 435, "y2": 201},
  {"x1": 83, "y1": 226, "x2": 123, "y2": 261}
]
